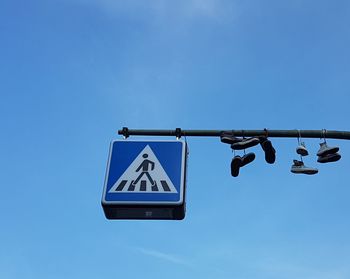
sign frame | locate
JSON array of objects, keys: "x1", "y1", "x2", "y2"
[{"x1": 101, "y1": 139, "x2": 188, "y2": 220}]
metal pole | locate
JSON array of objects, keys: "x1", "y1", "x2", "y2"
[{"x1": 118, "y1": 127, "x2": 350, "y2": 140}]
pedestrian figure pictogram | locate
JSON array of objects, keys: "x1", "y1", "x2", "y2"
[
  {"x1": 132, "y1": 154, "x2": 155, "y2": 187},
  {"x1": 108, "y1": 145, "x2": 178, "y2": 193}
]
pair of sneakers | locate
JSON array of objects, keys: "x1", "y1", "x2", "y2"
[
  {"x1": 220, "y1": 132, "x2": 276, "y2": 164},
  {"x1": 317, "y1": 142, "x2": 341, "y2": 163},
  {"x1": 221, "y1": 132, "x2": 260, "y2": 148},
  {"x1": 220, "y1": 132, "x2": 242, "y2": 145},
  {"x1": 231, "y1": 153, "x2": 255, "y2": 177},
  {"x1": 232, "y1": 137, "x2": 276, "y2": 164},
  {"x1": 220, "y1": 132, "x2": 259, "y2": 150},
  {"x1": 292, "y1": 141, "x2": 318, "y2": 175}
]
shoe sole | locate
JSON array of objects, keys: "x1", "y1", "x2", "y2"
[
  {"x1": 231, "y1": 156, "x2": 242, "y2": 177},
  {"x1": 231, "y1": 138, "x2": 260, "y2": 150},
  {"x1": 304, "y1": 170, "x2": 318, "y2": 175},
  {"x1": 221, "y1": 136, "x2": 241, "y2": 145},
  {"x1": 317, "y1": 147, "x2": 339, "y2": 157},
  {"x1": 241, "y1": 153, "x2": 255, "y2": 167},
  {"x1": 317, "y1": 153, "x2": 341, "y2": 163},
  {"x1": 291, "y1": 169, "x2": 318, "y2": 175},
  {"x1": 296, "y1": 148, "x2": 309, "y2": 156},
  {"x1": 261, "y1": 140, "x2": 276, "y2": 164}
]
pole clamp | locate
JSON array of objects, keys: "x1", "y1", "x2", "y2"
[
  {"x1": 175, "y1": 128, "x2": 182, "y2": 139},
  {"x1": 122, "y1": 127, "x2": 129, "y2": 139}
]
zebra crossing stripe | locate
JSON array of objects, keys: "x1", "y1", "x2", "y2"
[
  {"x1": 151, "y1": 183, "x2": 158, "y2": 192},
  {"x1": 113, "y1": 180, "x2": 172, "y2": 192},
  {"x1": 140, "y1": 181, "x2": 146, "y2": 191},
  {"x1": 116, "y1": 180, "x2": 127, "y2": 191},
  {"x1": 160, "y1": 181, "x2": 171, "y2": 192},
  {"x1": 127, "y1": 181, "x2": 135, "y2": 191}
]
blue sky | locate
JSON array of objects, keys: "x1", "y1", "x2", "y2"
[{"x1": 1, "y1": 0, "x2": 350, "y2": 278}]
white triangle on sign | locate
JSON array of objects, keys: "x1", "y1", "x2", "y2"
[{"x1": 109, "y1": 145, "x2": 178, "y2": 193}]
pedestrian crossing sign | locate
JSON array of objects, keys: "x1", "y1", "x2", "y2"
[{"x1": 101, "y1": 140, "x2": 188, "y2": 220}]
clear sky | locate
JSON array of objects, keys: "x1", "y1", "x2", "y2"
[{"x1": 1, "y1": 0, "x2": 350, "y2": 278}]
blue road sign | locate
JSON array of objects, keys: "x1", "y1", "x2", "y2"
[{"x1": 102, "y1": 140, "x2": 187, "y2": 206}]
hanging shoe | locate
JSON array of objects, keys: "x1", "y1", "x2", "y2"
[
  {"x1": 220, "y1": 132, "x2": 241, "y2": 145},
  {"x1": 317, "y1": 142, "x2": 339, "y2": 157},
  {"x1": 231, "y1": 137, "x2": 260, "y2": 150},
  {"x1": 291, "y1": 160, "x2": 318, "y2": 175},
  {"x1": 231, "y1": 155, "x2": 242, "y2": 177},
  {"x1": 317, "y1": 152, "x2": 341, "y2": 163},
  {"x1": 259, "y1": 137, "x2": 276, "y2": 164},
  {"x1": 296, "y1": 142, "x2": 309, "y2": 156},
  {"x1": 241, "y1": 152, "x2": 256, "y2": 167}
]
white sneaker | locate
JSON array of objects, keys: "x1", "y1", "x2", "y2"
[
  {"x1": 291, "y1": 160, "x2": 318, "y2": 175},
  {"x1": 317, "y1": 142, "x2": 339, "y2": 157},
  {"x1": 296, "y1": 142, "x2": 309, "y2": 156}
]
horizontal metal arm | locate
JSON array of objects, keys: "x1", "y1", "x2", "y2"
[{"x1": 118, "y1": 128, "x2": 350, "y2": 140}]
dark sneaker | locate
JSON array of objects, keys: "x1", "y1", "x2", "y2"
[
  {"x1": 241, "y1": 152, "x2": 256, "y2": 167},
  {"x1": 291, "y1": 160, "x2": 318, "y2": 175},
  {"x1": 292, "y1": 159, "x2": 303, "y2": 166},
  {"x1": 231, "y1": 137, "x2": 260, "y2": 150},
  {"x1": 220, "y1": 132, "x2": 241, "y2": 145},
  {"x1": 317, "y1": 142, "x2": 339, "y2": 157},
  {"x1": 296, "y1": 142, "x2": 309, "y2": 156},
  {"x1": 259, "y1": 137, "x2": 276, "y2": 164},
  {"x1": 231, "y1": 155, "x2": 242, "y2": 177},
  {"x1": 317, "y1": 152, "x2": 341, "y2": 163}
]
